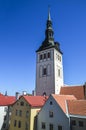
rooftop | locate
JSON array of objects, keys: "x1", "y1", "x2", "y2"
[
  {"x1": 23, "y1": 95, "x2": 48, "y2": 107},
  {"x1": 67, "y1": 100, "x2": 86, "y2": 116},
  {"x1": 60, "y1": 85, "x2": 85, "y2": 100},
  {"x1": 52, "y1": 94, "x2": 76, "y2": 113},
  {"x1": 0, "y1": 95, "x2": 16, "y2": 106}
]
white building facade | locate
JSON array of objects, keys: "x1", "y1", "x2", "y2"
[
  {"x1": 35, "y1": 10, "x2": 63, "y2": 96},
  {"x1": 0, "y1": 95, "x2": 15, "y2": 130},
  {"x1": 37, "y1": 94, "x2": 71, "y2": 130}
]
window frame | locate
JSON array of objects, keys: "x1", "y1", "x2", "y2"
[
  {"x1": 44, "y1": 53, "x2": 46, "y2": 59},
  {"x1": 14, "y1": 120, "x2": 17, "y2": 127},
  {"x1": 41, "y1": 122, "x2": 46, "y2": 129},
  {"x1": 40, "y1": 54, "x2": 42, "y2": 60},
  {"x1": 79, "y1": 121, "x2": 84, "y2": 127},
  {"x1": 48, "y1": 52, "x2": 51, "y2": 58},
  {"x1": 20, "y1": 101, "x2": 24, "y2": 106},
  {"x1": 18, "y1": 121, "x2": 21, "y2": 128},
  {"x1": 49, "y1": 111, "x2": 53, "y2": 118},
  {"x1": 58, "y1": 125, "x2": 62, "y2": 130},
  {"x1": 71, "y1": 120, "x2": 76, "y2": 126},
  {"x1": 43, "y1": 68, "x2": 47, "y2": 76},
  {"x1": 49, "y1": 124, "x2": 53, "y2": 130}
]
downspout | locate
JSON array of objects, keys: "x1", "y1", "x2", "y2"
[{"x1": 65, "y1": 100, "x2": 71, "y2": 130}]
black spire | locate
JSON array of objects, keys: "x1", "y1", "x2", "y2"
[
  {"x1": 45, "y1": 8, "x2": 54, "y2": 45},
  {"x1": 36, "y1": 9, "x2": 62, "y2": 54}
]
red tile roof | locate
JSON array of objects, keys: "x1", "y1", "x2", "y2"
[
  {"x1": 60, "y1": 86, "x2": 85, "y2": 100},
  {"x1": 52, "y1": 94, "x2": 76, "y2": 113},
  {"x1": 23, "y1": 96, "x2": 48, "y2": 107},
  {"x1": 0, "y1": 93, "x2": 4, "y2": 96},
  {"x1": 0, "y1": 95, "x2": 16, "y2": 106},
  {"x1": 67, "y1": 100, "x2": 86, "y2": 116}
]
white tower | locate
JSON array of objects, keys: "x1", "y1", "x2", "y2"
[{"x1": 35, "y1": 10, "x2": 64, "y2": 96}]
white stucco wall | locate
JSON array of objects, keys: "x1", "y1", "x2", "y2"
[
  {"x1": 37, "y1": 95, "x2": 70, "y2": 130},
  {"x1": 54, "y1": 49, "x2": 63, "y2": 94},
  {"x1": 0, "y1": 106, "x2": 6, "y2": 129}
]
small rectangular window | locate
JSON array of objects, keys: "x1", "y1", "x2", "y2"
[
  {"x1": 20, "y1": 101, "x2": 24, "y2": 106},
  {"x1": 2, "y1": 123, "x2": 6, "y2": 128},
  {"x1": 16, "y1": 110, "x2": 18, "y2": 116},
  {"x1": 25, "y1": 122, "x2": 29, "y2": 130},
  {"x1": 18, "y1": 121, "x2": 21, "y2": 128},
  {"x1": 14, "y1": 120, "x2": 17, "y2": 127},
  {"x1": 79, "y1": 121, "x2": 83, "y2": 127},
  {"x1": 19, "y1": 110, "x2": 22, "y2": 117},
  {"x1": 72, "y1": 120, "x2": 76, "y2": 126},
  {"x1": 48, "y1": 52, "x2": 51, "y2": 58},
  {"x1": 50, "y1": 101, "x2": 53, "y2": 105},
  {"x1": 43, "y1": 68, "x2": 47, "y2": 75},
  {"x1": 44, "y1": 53, "x2": 46, "y2": 59},
  {"x1": 41, "y1": 122, "x2": 46, "y2": 129},
  {"x1": 26, "y1": 111, "x2": 29, "y2": 118},
  {"x1": 58, "y1": 55, "x2": 61, "y2": 62},
  {"x1": 49, "y1": 124, "x2": 53, "y2": 130},
  {"x1": 58, "y1": 69, "x2": 60, "y2": 77},
  {"x1": 49, "y1": 111, "x2": 53, "y2": 117},
  {"x1": 40, "y1": 54, "x2": 42, "y2": 60},
  {"x1": 58, "y1": 125, "x2": 62, "y2": 130}
]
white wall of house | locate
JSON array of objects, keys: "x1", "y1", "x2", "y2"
[
  {"x1": 37, "y1": 95, "x2": 70, "y2": 130},
  {"x1": 0, "y1": 106, "x2": 6, "y2": 129},
  {"x1": 0, "y1": 106, "x2": 11, "y2": 130}
]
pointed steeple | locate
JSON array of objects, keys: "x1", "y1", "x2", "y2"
[
  {"x1": 48, "y1": 7, "x2": 51, "y2": 21},
  {"x1": 36, "y1": 9, "x2": 62, "y2": 54},
  {"x1": 45, "y1": 8, "x2": 54, "y2": 45}
]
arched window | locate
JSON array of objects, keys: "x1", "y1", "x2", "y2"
[
  {"x1": 43, "y1": 92, "x2": 46, "y2": 96},
  {"x1": 43, "y1": 67, "x2": 47, "y2": 75}
]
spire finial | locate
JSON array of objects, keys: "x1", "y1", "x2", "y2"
[{"x1": 48, "y1": 6, "x2": 51, "y2": 21}]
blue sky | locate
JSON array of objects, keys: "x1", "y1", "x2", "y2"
[{"x1": 0, "y1": 0, "x2": 86, "y2": 95}]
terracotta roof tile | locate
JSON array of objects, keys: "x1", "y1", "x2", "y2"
[
  {"x1": 60, "y1": 86, "x2": 85, "y2": 100},
  {"x1": 0, "y1": 93, "x2": 4, "y2": 96},
  {"x1": 0, "y1": 96, "x2": 16, "y2": 106},
  {"x1": 67, "y1": 100, "x2": 86, "y2": 116},
  {"x1": 23, "y1": 96, "x2": 48, "y2": 107},
  {"x1": 52, "y1": 94, "x2": 76, "y2": 113}
]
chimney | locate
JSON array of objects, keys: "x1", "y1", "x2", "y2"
[
  {"x1": 84, "y1": 82, "x2": 86, "y2": 99},
  {"x1": 22, "y1": 91, "x2": 27, "y2": 96},
  {"x1": 32, "y1": 90, "x2": 36, "y2": 96},
  {"x1": 15, "y1": 92, "x2": 20, "y2": 100}
]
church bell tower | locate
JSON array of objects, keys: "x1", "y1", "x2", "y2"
[{"x1": 35, "y1": 10, "x2": 64, "y2": 96}]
